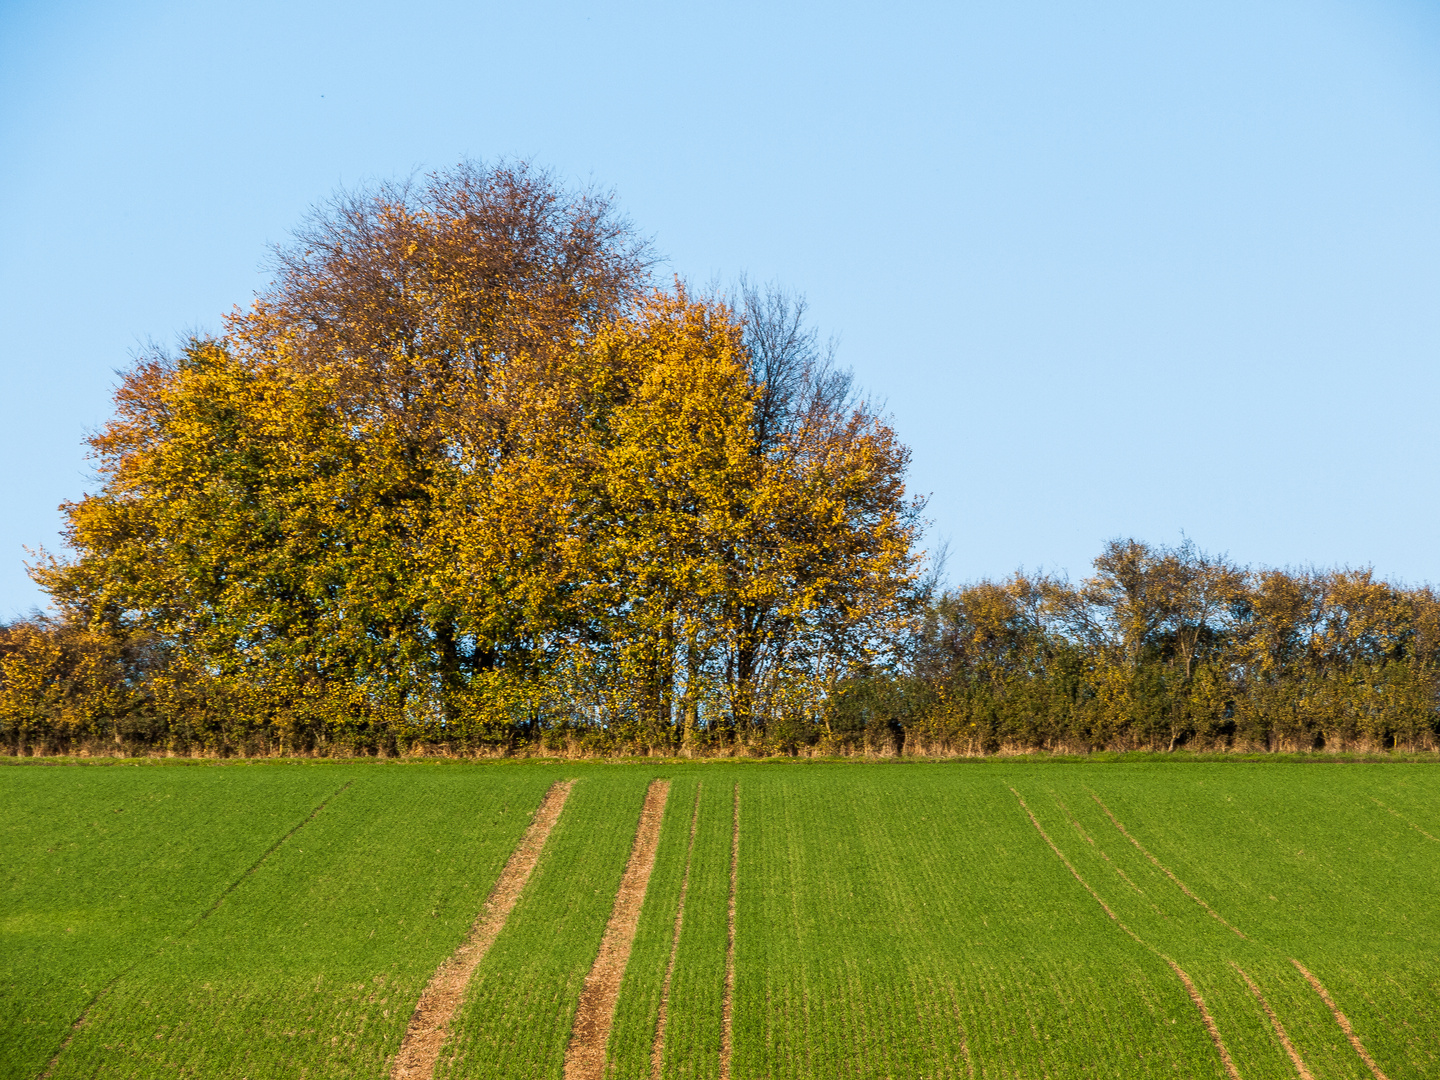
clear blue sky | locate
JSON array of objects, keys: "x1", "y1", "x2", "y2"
[{"x1": 3, "y1": 0, "x2": 1440, "y2": 618}]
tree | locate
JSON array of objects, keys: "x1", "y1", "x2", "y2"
[
  {"x1": 716, "y1": 283, "x2": 925, "y2": 737},
  {"x1": 35, "y1": 162, "x2": 656, "y2": 747},
  {"x1": 32, "y1": 165, "x2": 926, "y2": 753}
]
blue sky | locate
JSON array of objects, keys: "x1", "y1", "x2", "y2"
[{"x1": 3, "y1": 0, "x2": 1440, "y2": 617}]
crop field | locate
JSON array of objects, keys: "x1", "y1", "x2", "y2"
[{"x1": 3, "y1": 759, "x2": 1438, "y2": 1079}]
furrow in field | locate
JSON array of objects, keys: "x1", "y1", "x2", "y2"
[
  {"x1": 1160, "y1": 957, "x2": 1243, "y2": 1080},
  {"x1": 1290, "y1": 960, "x2": 1391, "y2": 1080},
  {"x1": 564, "y1": 779, "x2": 671, "y2": 1080},
  {"x1": 1366, "y1": 795, "x2": 1440, "y2": 844},
  {"x1": 1010, "y1": 787, "x2": 1242, "y2": 1079},
  {"x1": 651, "y1": 783, "x2": 702, "y2": 1080},
  {"x1": 35, "y1": 970, "x2": 123, "y2": 1080},
  {"x1": 394, "y1": 779, "x2": 574, "y2": 1080},
  {"x1": 1088, "y1": 791, "x2": 1246, "y2": 938},
  {"x1": 194, "y1": 779, "x2": 357, "y2": 926},
  {"x1": 1009, "y1": 788, "x2": 1131, "y2": 933},
  {"x1": 38, "y1": 777, "x2": 355, "y2": 1080},
  {"x1": 1231, "y1": 962, "x2": 1313, "y2": 1080},
  {"x1": 720, "y1": 782, "x2": 738, "y2": 1080}
]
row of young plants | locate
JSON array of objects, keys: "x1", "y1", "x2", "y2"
[{"x1": 9, "y1": 762, "x2": 1439, "y2": 1078}]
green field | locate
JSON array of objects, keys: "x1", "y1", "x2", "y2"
[{"x1": 3, "y1": 759, "x2": 1437, "y2": 1079}]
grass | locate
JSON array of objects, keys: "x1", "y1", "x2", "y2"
[
  {"x1": 604, "y1": 775, "x2": 699, "y2": 1080},
  {"x1": 0, "y1": 764, "x2": 347, "y2": 1080},
  {"x1": 435, "y1": 771, "x2": 652, "y2": 1080},
  {"x1": 37, "y1": 765, "x2": 555, "y2": 1079},
  {"x1": 2, "y1": 758, "x2": 1437, "y2": 1078},
  {"x1": 658, "y1": 775, "x2": 733, "y2": 1080},
  {"x1": 733, "y1": 768, "x2": 1217, "y2": 1079}
]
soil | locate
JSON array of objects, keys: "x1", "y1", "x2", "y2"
[
  {"x1": 392, "y1": 779, "x2": 575, "y2": 1080},
  {"x1": 563, "y1": 779, "x2": 671, "y2": 1080},
  {"x1": 650, "y1": 783, "x2": 702, "y2": 1079}
]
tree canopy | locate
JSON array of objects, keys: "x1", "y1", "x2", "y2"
[
  {"x1": 10, "y1": 161, "x2": 1433, "y2": 758},
  {"x1": 15, "y1": 161, "x2": 924, "y2": 755}
]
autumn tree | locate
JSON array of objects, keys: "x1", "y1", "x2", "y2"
[
  {"x1": 35, "y1": 162, "x2": 655, "y2": 746},
  {"x1": 561, "y1": 284, "x2": 925, "y2": 748},
  {"x1": 718, "y1": 283, "x2": 925, "y2": 738},
  {"x1": 30, "y1": 162, "x2": 927, "y2": 753}
]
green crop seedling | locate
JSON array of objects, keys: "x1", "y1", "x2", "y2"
[{"x1": 3, "y1": 759, "x2": 1436, "y2": 1079}]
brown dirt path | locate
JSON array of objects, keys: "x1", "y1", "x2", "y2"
[
  {"x1": 650, "y1": 782, "x2": 703, "y2": 1079},
  {"x1": 1290, "y1": 959, "x2": 1390, "y2": 1080},
  {"x1": 393, "y1": 779, "x2": 574, "y2": 1080},
  {"x1": 563, "y1": 779, "x2": 671, "y2": 1080},
  {"x1": 1232, "y1": 961, "x2": 1313, "y2": 1080},
  {"x1": 719, "y1": 782, "x2": 738, "y2": 1080},
  {"x1": 1011, "y1": 787, "x2": 1242, "y2": 1080}
]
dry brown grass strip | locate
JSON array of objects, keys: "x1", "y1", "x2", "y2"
[
  {"x1": 1290, "y1": 958, "x2": 1391, "y2": 1080},
  {"x1": 650, "y1": 783, "x2": 703, "y2": 1079},
  {"x1": 1232, "y1": 961, "x2": 1313, "y2": 1080},
  {"x1": 719, "y1": 782, "x2": 739, "y2": 1080},
  {"x1": 393, "y1": 779, "x2": 574, "y2": 1080},
  {"x1": 564, "y1": 779, "x2": 671, "y2": 1080},
  {"x1": 1089, "y1": 791, "x2": 1247, "y2": 938}
]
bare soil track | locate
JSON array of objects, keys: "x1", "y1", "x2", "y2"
[
  {"x1": 719, "y1": 782, "x2": 738, "y2": 1080},
  {"x1": 564, "y1": 779, "x2": 671, "y2": 1080},
  {"x1": 393, "y1": 779, "x2": 574, "y2": 1080},
  {"x1": 650, "y1": 783, "x2": 703, "y2": 1079},
  {"x1": 1232, "y1": 961, "x2": 1313, "y2": 1080}
]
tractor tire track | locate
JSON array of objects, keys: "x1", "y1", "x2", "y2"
[
  {"x1": 1010, "y1": 787, "x2": 1242, "y2": 1080},
  {"x1": 1291, "y1": 959, "x2": 1391, "y2": 1080},
  {"x1": 650, "y1": 782, "x2": 703, "y2": 1080},
  {"x1": 1367, "y1": 795, "x2": 1440, "y2": 844},
  {"x1": 1088, "y1": 791, "x2": 1247, "y2": 938},
  {"x1": 564, "y1": 779, "x2": 671, "y2": 1080},
  {"x1": 1231, "y1": 962, "x2": 1313, "y2": 1080},
  {"x1": 394, "y1": 779, "x2": 574, "y2": 1080}
]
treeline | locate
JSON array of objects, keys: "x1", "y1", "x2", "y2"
[
  {"x1": 4, "y1": 161, "x2": 922, "y2": 757},
  {"x1": 891, "y1": 539, "x2": 1440, "y2": 755},
  {"x1": 4, "y1": 161, "x2": 1436, "y2": 758},
  {"x1": 8, "y1": 535, "x2": 1438, "y2": 756}
]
